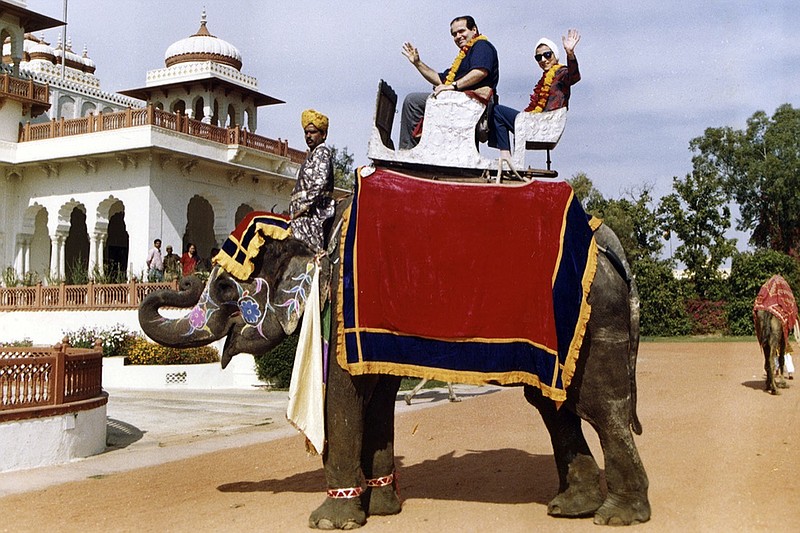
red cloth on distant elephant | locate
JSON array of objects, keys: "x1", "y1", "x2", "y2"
[{"x1": 753, "y1": 274, "x2": 798, "y2": 344}]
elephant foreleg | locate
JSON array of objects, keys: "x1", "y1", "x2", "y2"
[
  {"x1": 524, "y1": 385, "x2": 604, "y2": 517},
  {"x1": 361, "y1": 374, "x2": 403, "y2": 517},
  {"x1": 309, "y1": 361, "x2": 373, "y2": 530}
]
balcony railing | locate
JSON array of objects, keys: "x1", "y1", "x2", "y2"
[
  {"x1": 0, "y1": 339, "x2": 106, "y2": 422},
  {"x1": 0, "y1": 279, "x2": 180, "y2": 311},
  {"x1": 19, "y1": 105, "x2": 308, "y2": 165},
  {"x1": 0, "y1": 73, "x2": 49, "y2": 108}
]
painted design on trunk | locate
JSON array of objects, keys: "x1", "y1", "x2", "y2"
[{"x1": 277, "y1": 262, "x2": 315, "y2": 322}]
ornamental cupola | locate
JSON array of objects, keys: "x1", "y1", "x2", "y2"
[{"x1": 163, "y1": 10, "x2": 242, "y2": 71}]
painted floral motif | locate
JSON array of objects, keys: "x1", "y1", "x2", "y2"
[
  {"x1": 239, "y1": 295, "x2": 262, "y2": 325},
  {"x1": 188, "y1": 305, "x2": 208, "y2": 330},
  {"x1": 277, "y1": 262, "x2": 315, "y2": 321}
]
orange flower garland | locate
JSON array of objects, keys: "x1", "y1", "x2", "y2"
[
  {"x1": 444, "y1": 34, "x2": 489, "y2": 85},
  {"x1": 524, "y1": 64, "x2": 563, "y2": 113}
]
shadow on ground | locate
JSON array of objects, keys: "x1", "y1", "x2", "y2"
[
  {"x1": 106, "y1": 418, "x2": 145, "y2": 450},
  {"x1": 217, "y1": 448, "x2": 561, "y2": 505}
]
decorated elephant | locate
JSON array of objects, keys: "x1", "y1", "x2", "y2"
[
  {"x1": 140, "y1": 183, "x2": 650, "y2": 528},
  {"x1": 754, "y1": 274, "x2": 798, "y2": 395}
]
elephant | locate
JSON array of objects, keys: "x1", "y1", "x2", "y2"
[
  {"x1": 754, "y1": 309, "x2": 790, "y2": 394},
  {"x1": 139, "y1": 199, "x2": 651, "y2": 528}
]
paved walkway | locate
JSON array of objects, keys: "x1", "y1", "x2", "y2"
[{"x1": 0, "y1": 383, "x2": 494, "y2": 497}]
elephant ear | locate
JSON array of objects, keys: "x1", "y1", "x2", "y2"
[{"x1": 275, "y1": 253, "x2": 316, "y2": 335}]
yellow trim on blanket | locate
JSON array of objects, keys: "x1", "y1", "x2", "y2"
[
  {"x1": 552, "y1": 189, "x2": 574, "y2": 288},
  {"x1": 343, "y1": 361, "x2": 568, "y2": 402},
  {"x1": 559, "y1": 236, "x2": 598, "y2": 389},
  {"x1": 588, "y1": 216, "x2": 603, "y2": 231},
  {"x1": 341, "y1": 325, "x2": 558, "y2": 355}
]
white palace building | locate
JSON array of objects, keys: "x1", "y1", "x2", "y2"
[{"x1": 0, "y1": 0, "x2": 304, "y2": 284}]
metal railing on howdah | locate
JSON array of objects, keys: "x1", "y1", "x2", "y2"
[
  {"x1": 18, "y1": 104, "x2": 308, "y2": 165},
  {"x1": 0, "y1": 279, "x2": 179, "y2": 311},
  {"x1": 0, "y1": 339, "x2": 106, "y2": 422}
]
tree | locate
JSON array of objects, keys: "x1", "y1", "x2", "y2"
[
  {"x1": 568, "y1": 173, "x2": 663, "y2": 265},
  {"x1": 330, "y1": 145, "x2": 356, "y2": 190},
  {"x1": 657, "y1": 166, "x2": 737, "y2": 300},
  {"x1": 690, "y1": 104, "x2": 800, "y2": 253}
]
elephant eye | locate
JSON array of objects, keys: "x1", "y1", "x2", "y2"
[{"x1": 214, "y1": 278, "x2": 238, "y2": 301}]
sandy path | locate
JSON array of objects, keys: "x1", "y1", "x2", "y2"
[{"x1": 1, "y1": 341, "x2": 798, "y2": 532}]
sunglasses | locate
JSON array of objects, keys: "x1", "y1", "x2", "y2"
[{"x1": 534, "y1": 51, "x2": 554, "y2": 61}]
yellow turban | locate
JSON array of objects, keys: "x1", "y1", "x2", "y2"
[{"x1": 301, "y1": 109, "x2": 329, "y2": 132}]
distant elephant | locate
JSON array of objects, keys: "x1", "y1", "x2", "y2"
[
  {"x1": 139, "y1": 199, "x2": 651, "y2": 528},
  {"x1": 754, "y1": 274, "x2": 798, "y2": 395}
]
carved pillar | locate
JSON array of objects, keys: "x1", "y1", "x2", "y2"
[
  {"x1": 97, "y1": 234, "x2": 107, "y2": 275},
  {"x1": 89, "y1": 233, "x2": 98, "y2": 274},
  {"x1": 22, "y1": 238, "x2": 31, "y2": 275},
  {"x1": 49, "y1": 234, "x2": 60, "y2": 278},
  {"x1": 57, "y1": 235, "x2": 66, "y2": 279},
  {"x1": 15, "y1": 237, "x2": 24, "y2": 274}
]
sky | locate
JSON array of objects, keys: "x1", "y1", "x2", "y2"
[{"x1": 29, "y1": 1, "x2": 800, "y2": 216}]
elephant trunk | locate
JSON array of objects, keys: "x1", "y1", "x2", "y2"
[{"x1": 138, "y1": 276, "x2": 223, "y2": 347}]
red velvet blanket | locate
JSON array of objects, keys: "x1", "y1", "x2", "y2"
[
  {"x1": 336, "y1": 167, "x2": 598, "y2": 401},
  {"x1": 754, "y1": 274, "x2": 798, "y2": 343}
]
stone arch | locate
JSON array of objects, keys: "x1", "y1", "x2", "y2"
[
  {"x1": 1, "y1": 25, "x2": 24, "y2": 71},
  {"x1": 63, "y1": 205, "x2": 90, "y2": 283},
  {"x1": 97, "y1": 196, "x2": 128, "y2": 280},
  {"x1": 81, "y1": 101, "x2": 96, "y2": 117},
  {"x1": 22, "y1": 203, "x2": 51, "y2": 276},
  {"x1": 183, "y1": 195, "x2": 217, "y2": 268},
  {"x1": 101, "y1": 106, "x2": 114, "y2": 114},
  {"x1": 244, "y1": 107, "x2": 256, "y2": 132},
  {"x1": 171, "y1": 98, "x2": 186, "y2": 115},
  {"x1": 234, "y1": 203, "x2": 255, "y2": 227},
  {"x1": 211, "y1": 98, "x2": 220, "y2": 126},
  {"x1": 58, "y1": 94, "x2": 76, "y2": 119},
  {"x1": 192, "y1": 96, "x2": 205, "y2": 121},
  {"x1": 154, "y1": 101, "x2": 164, "y2": 110},
  {"x1": 226, "y1": 104, "x2": 237, "y2": 127}
]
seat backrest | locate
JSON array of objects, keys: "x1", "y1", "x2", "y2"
[{"x1": 374, "y1": 80, "x2": 397, "y2": 150}]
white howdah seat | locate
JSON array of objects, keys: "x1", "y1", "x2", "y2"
[
  {"x1": 368, "y1": 80, "x2": 567, "y2": 177},
  {"x1": 510, "y1": 106, "x2": 568, "y2": 171}
]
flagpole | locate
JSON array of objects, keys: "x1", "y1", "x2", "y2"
[{"x1": 60, "y1": 0, "x2": 68, "y2": 80}]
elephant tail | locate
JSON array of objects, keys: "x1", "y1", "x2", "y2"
[{"x1": 628, "y1": 276, "x2": 643, "y2": 436}]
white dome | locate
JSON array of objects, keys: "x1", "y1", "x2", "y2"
[{"x1": 164, "y1": 14, "x2": 242, "y2": 71}]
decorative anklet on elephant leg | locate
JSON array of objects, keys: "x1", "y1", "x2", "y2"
[
  {"x1": 366, "y1": 471, "x2": 399, "y2": 496},
  {"x1": 366, "y1": 472, "x2": 395, "y2": 487},
  {"x1": 326, "y1": 486, "x2": 364, "y2": 499}
]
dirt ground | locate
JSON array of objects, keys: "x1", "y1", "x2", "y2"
[{"x1": 2, "y1": 341, "x2": 799, "y2": 532}]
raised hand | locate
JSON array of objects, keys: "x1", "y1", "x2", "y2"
[
  {"x1": 401, "y1": 42, "x2": 420, "y2": 65},
  {"x1": 562, "y1": 28, "x2": 581, "y2": 55}
]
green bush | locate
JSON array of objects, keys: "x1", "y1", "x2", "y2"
[
  {"x1": 254, "y1": 333, "x2": 298, "y2": 389},
  {"x1": 0, "y1": 338, "x2": 33, "y2": 347},
  {"x1": 63, "y1": 324, "x2": 135, "y2": 357},
  {"x1": 634, "y1": 257, "x2": 692, "y2": 336},
  {"x1": 121, "y1": 335, "x2": 219, "y2": 365}
]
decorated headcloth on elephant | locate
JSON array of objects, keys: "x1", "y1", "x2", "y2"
[
  {"x1": 535, "y1": 37, "x2": 560, "y2": 62},
  {"x1": 301, "y1": 109, "x2": 329, "y2": 132}
]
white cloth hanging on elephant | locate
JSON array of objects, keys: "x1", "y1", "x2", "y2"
[{"x1": 287, "y1": 264, "x2": 325, "y2": 454}]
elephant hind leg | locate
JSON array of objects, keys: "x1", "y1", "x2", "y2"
[
  {"x1": 524, "y1": 385, "x2": 604, "y2": 517},
  {"x1": 586, "y1": 412, "x2": 651, "y2": 525}
]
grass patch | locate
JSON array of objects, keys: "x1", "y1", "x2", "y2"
[
  {"x1": 399, "y1": 377, "x2": 449, "y2": 391},
  {"x1": 641, "y1": 336, "x2": 757, "y2": 343}
]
